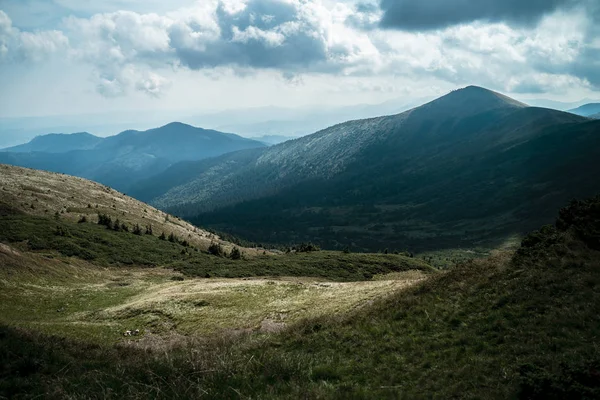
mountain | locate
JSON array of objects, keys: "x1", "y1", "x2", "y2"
[
  {"x1": 131, "y1": 86, "x2": 600, "y2": 252},
  {"x1": 0, "y1": 163, "x2": 258, "y2": 255},
  {"x1": 190, "y1": 97, "x2": 431, "y2": 139},
  {"x1": 568, "y1": 103, "x2": 600, "y2": 117},
  {"x1": 0, "y1": 123, "x2": 266, "y2": 192},
  {"x1": 0, "y1": 132, "x2": 102, "y2": 153},
  {"x1": 250, "y1": 135, "x2": 298, "y2": 145},
  {"x1": 518, "y1": 98, "x2": 599, "y2": 111},
  {"x1": 591, "y1": 112, "x2": 600, "y2": 119}
]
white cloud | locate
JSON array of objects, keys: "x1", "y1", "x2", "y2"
[
  {"x1": 0, "y1": 10, "x2": 69, "y2": 62},
  {"x1": 1, "y1": 0, "x2": 599, "y2": 101}
]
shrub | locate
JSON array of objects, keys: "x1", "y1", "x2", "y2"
[
  {"x1": 208, "y1": 242, "x2": 225, "y2": 257},
  {"x1": 132, "y1": 224, "x2": 143, "y2": 236},
  {"x1": 294, "y1": 242, "x2": 321, "y2": 253},
  {"x1": 230, "y1": 247, "x2": 242, "y2": 260},
  {"x1": 97, "y1": 213, "x2": 112, "y2": 228},
  {"x1": 78, "y1": 215, "x2": 87, "y2": 224}
]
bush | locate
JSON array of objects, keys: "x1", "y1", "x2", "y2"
[
  {"x1": 208, "y1": 242, "x2": 225, "y2": 257},
  {"x1": 294, "y1": 242, "x2": 321, "y2": 253},
  {"x1": 132, "y1": 224, "x2": 143, "y2": 236},
  {"x1": 97, "y1": 213, "x2": 112, "y2": 228},
  {"x1": 230, "y1": 247, "x2": 242, "y2": 260},
  {"x1": 556, "y1": 196, "x2": 600, "y2": 250},
  {"x1": 78, "y1": 215, "x2": 87, "y2": 224},
  {"x1": 54, "y1": 226, "x2": 70, "y2": 237}
]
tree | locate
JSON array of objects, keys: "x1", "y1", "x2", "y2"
[
  {"x1": 78, "y1": 215, "x2": 87, "y2": 223},
  {"x1": 294, "y1": 242, "x2": 320, "y2": 253},
  {"x1": 97, "y1": 213, "x2": 112, "y2": 228},
  {"x1": 132, "y1": 224, "x2": 143, "y2": 235},
  {"x1": 113, "y1": 219, "x2": 122, "y2": 232},
  {"x1": 145, "y1": 225, "x2": 153, "y2": 235},
  {"x1": 230, "y1": 247, "x2": 242, "y2": 260},
  {"x1": 168, "y1": 233, "x2": 176, "y2": 242},
  {"x1": 159, "y1": 232, "x2": 166, "y2": 240},
  {"x1": 208, "y1": 242, "x2": 224, "y2": 257}
]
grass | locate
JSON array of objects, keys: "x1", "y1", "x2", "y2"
[
  {"x1": 0, "y1": 214, "x2": 433, "y2": 281},
  {"x1": 0, "y1": 163, "x2": 262, "y2": 255},
  {"x1": 0, "y1": 253, "x2": 425, "y2": 343},
  {"x1": 2, "y1": 197, "x2": 600, "y2": 398}
]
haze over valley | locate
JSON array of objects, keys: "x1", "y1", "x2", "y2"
[{"x1": 1, "y1": 0, "x2": 600, "y2": 398}]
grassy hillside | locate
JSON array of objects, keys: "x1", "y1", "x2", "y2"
[
  {"x1": 0, "y1": 164, "x2": 262, "y2": 255},
  {"x1": 1, "y1": 196, "x2": 599, "y2": 399}
]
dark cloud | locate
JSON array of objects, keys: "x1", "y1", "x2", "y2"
[
  {"x1": 169, "y1": 0, "x2": 329, "y2": 71},
  {"x1": 379, "y1": 0, "x2": 576, "y2": 30}
]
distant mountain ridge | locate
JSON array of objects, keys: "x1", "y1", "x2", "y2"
[
  {"x1": 0, "y1": 122, "x2": 266, "y2": 192},
  {"x1": 130, "y1": 86, "x2": 600, "y2": 252},
  {"x1": 568, "y1": 103, "x2": 600, "y2": 117},
  {"x1": 0, "y1": 132, "x2": 102, "y2": 153}
]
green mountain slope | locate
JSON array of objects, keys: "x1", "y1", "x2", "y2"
[
  {"x1": 2, "y1": 196, "x2": 599, "y2": 399},
  {"x1": 0, "y1": 123, "x2": 266, "y2": 192},
  {"x1": 131, "y1": 86, "x2": 600, "y2": 252}
]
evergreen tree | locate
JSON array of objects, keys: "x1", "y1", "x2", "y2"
[{"x1": 230, "y1": 247, "x2": 242, "y2": 260}]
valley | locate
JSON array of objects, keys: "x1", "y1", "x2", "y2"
[
  {"x1": 3, "y1": 0, "x2": 600, "y2": 395},
  {"x1": 1, "y1": 86, "x2": 599, "y2": 399}
]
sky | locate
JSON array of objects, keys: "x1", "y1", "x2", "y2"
[{"x1": 0, "y1": 0, "x2": 599, "y2": 118}]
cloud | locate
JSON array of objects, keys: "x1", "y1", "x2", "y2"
[
  {"x1": 59, "y1": 0, "x2": 380, "y2": 97},
  {"x1": 2, "y1": 0, "x2": 599, "y2": 100},
  {"x1": 0, "y1": 10, "x2": 69, "y2": 62},
  {"x1": 379, "y1": 0, "x2": 579, "y2": 31}
]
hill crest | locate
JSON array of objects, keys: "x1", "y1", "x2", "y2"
[{"x1": 0, "y1": 164, "x2": 262, "y2": 255}]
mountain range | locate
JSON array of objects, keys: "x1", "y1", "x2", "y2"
[
  {"x1": 0, "y1": 123, "x2": 265, "y2": 192},
  {"x1": 128, "y1": 86, "x2": 600, "y2": 252},
  {"x1": 568, "y1": 103, "x2": 600, "y2": 117},
  {"x1": 2, "y1": 86, "x2": 599, "y2": 252}
]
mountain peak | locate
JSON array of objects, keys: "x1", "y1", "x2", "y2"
[
  {"x1": 159, "y1": 122, "x2": 193, "y2": 130},
  {"x1": 445, "y1": 86, "x2": 526, "y2": 108},
  {"x1": 412, "y1": 85, "x2": 527, "y2": 118}
]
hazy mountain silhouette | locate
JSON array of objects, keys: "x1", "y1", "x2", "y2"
[
  {"x1": 131, "y1": 86, "x2": 600, "y2": 251},
  {"x1": 568, "y1": 103, "x2": 600, "y2": 117},
  {"x1": 0, "y1": 122, "x2": 265, "y2": 192},
  {"x1": 0, "y1": 132, "x2": 102, "y2": 153}
]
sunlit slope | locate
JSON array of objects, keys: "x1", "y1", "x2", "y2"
[{"x1": 0, "y1": 164, "x2": 254, "y2": 254}]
